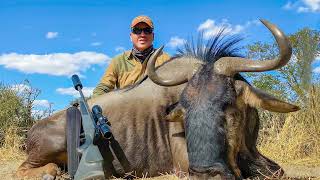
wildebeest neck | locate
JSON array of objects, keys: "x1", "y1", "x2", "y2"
[{"x1": 181, "y1": 64, "x2": 236, "y2": 170}]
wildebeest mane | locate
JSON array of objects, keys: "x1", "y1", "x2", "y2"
[
  {"x1": 174, "y1": 29, "x2": 249, "y2": 83},
  {"x1": 174, "y1": 28, "x2": 243, "y2": 65}
]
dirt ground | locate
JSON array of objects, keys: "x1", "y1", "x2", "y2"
[{"x1": 1, "y1": 158, "x2": 319, "y2": 180}]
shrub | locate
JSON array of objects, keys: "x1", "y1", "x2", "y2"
[{"x1": 0, "y1": 80, "x2": 47, "y2": 146}]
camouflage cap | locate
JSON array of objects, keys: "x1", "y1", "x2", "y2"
[{"x1": 131, "y1": 15, "x2": 154, "y2": 28}]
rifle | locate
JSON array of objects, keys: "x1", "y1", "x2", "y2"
[{"x1": 70, "y1": 74, "x2": 111, "y2": 180}]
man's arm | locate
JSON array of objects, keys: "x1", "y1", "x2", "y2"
[{"x1": 92, "y1": 58, "x2": 118, "y2": 97}]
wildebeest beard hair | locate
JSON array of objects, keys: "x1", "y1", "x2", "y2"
[
  {"x1": 181, "y1": 64, "x2": 236, "y2": 169},
  {"x1": 179, "y1": 30, "x2": 245, "y2": 170}
]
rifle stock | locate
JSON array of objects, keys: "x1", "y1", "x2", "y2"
[{"x1": 71, "y1": 75, "x2": 105, "y2": 180}]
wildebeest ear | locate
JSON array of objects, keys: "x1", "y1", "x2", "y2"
[{"x1": 235, "y1": 80, "x2": 300, "y2": 113}]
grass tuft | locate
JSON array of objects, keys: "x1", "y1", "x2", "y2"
[
  {"x1": 258, "y1": 86, "x2": 320, "y2": 166},
  {"x1": 0, "y1": 126, "x2": 26, "y2": 161}
]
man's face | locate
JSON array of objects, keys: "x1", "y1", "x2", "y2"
[{"x1": 130, "y1": 22, "x2": 154, "y2": 51}]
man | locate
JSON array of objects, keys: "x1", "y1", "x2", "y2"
[{"x1": 93, "y1": 15, "x2": 170, "y2": 97}]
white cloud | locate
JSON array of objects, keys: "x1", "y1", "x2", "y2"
[
  {"x1": 10, "y1": 84, "x2": 31, "y2": 92},
  {"x1": 297, "y1": 6, "x2": 310, "y2": 12},
  {"x1": 313, "y1": 54, "x2": 320, "y2": 73},
  {"x1": 90, "y1": 42, "x2": 103, "y2": 46},
  {"x1": 115, "y1": 46, "x2": 126, "y2": 52},
  {"x1": 303, "y1": 0, "x2": 320, "y2": 12},
  {"x1": 167, "y1": 36, "x2": 186, "y2": 49},
  {"x1": 245, "y1": 20, "x2": 261, "y2": 26},
  {"x1": 46, "y1": 32, "x2": 58, "y2": 39},
  {"x1": 290, "y1": 54, "x2": 299, "y2": 63},
  {"x1": 284, "y1": 1, "x2": 295, "y2": 9},
  {"x1": 33, "y1": 99, "x2": 51, "y2": 108},
  {"x1": 0, "y1": 52, "x2": 111, "y2": 77},
  {"x1": 31, "y1": 109, "x2": 52, "y2": 119},
  {"x1": 197, "y1": 19, "x2": 257, "y2": 39},
  {"x1": 198, "y1": 19, "x2": 215, "y2": 31},
  {"x1": 313, "y1": 66, "x2": 320, "y2": 73},
  {"x1": 56, "y1": 87, "x2": 94, "y2": 97},
  {"x1": 283, "y1": 0, "x2": 320, "y2": 13}
]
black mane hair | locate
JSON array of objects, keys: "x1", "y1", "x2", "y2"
[
  {"x1": 174, "y1": 28, "x2": 243, "y2": 65},
  {"x1": 174, "y1": 29, "x2": 249, "y2": 83}
]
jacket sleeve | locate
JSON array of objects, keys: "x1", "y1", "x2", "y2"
[
  {"x1": 92, "y1": 58, "x2": 118, "y2": 97},
  {"x1": 158, "y1": 52, "x2": 171, "y2": 65}
]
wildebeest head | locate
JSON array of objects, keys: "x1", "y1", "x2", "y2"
[{"x1": 146, "y1": 20, "x2": 300, "y2": 178}]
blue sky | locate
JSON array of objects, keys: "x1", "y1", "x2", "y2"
[{"x1": 0, "y1": 0, "x2": 319, "y2": 112}]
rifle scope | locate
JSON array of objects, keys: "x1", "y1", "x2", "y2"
[{"x1": 92, "y1": 105, "x2": 112, "y2": 139}]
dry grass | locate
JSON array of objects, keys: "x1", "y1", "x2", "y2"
[
  {"x1": 258, "y1": 86, "x2": 320, "y2": 166},
  {"x1": 0, "y1": 126, "x2": 26, "y2": 162},
  {"x1": 0, "y1": 127, "x2": 26, "y2": 180}
]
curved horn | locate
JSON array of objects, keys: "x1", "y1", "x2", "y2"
[
  {"x1": 146, "y1": 46, "x2": 188, "y2": 86},
  {"x1": 214, "y1": 19, "x2": 292, "y2": 76}
]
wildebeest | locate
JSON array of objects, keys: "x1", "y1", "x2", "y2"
[
  {"x1": 146, "y1": 20, "x2": 299, "y2": 179},
  {"x1": 16, "y1": 20, "x2": 299, "y2": 179}
]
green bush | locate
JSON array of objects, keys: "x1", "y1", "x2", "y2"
[{"x1": 0, "y1": 81, "x2": 41, "y2": 146}]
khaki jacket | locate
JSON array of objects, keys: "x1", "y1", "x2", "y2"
[{"x1": 93, "y1": 49, "x2": 170, "y2": 97}]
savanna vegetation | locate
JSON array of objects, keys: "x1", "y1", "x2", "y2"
[
  {"x1": 0, "y1": 27, "x2": 319, "y2": 179},
  {"x1": 0, "y1": 80, "x2": 53, "y2": 161},
  {"x1": 246, "y1": 28, "x2": 320, "y2": 166}
]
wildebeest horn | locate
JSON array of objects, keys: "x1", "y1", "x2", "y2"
[
  {"x1": 214, "y1": 19, "x2": 292, "y2": 76},
  {"x1": 147, "y1": 46, "x2": 188, "y2": 86}
]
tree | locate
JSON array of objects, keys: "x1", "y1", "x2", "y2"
[
  {"x1": 0, "y1": 80, "x2": 52, "y2": 145},
  {"x1": 245, "y1": 28, "x2": 320, "y2": 105}
]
